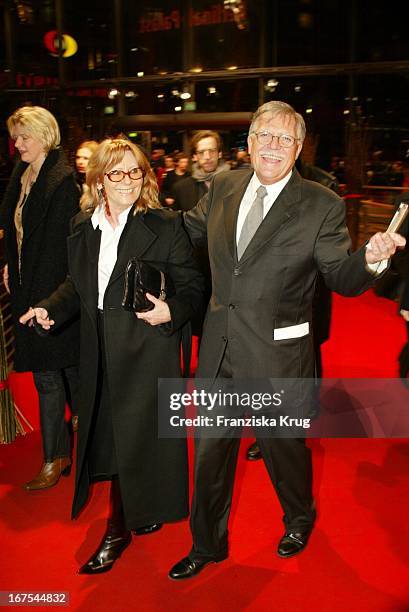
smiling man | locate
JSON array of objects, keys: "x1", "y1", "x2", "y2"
[{"x1": 168, "y1": 100, "x2": 405, "y2": 580}]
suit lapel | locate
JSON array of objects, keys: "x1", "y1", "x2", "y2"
[
  {"x1": 223, "y1": 171, "x2": 253, "y2": 260},
  {"x1": 238, "y1": 170, "x2": 302, "y2": 263}
]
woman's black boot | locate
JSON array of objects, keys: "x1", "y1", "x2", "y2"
[{"x1": 79, "y1": 479, "x2": 131, "y2": 574}]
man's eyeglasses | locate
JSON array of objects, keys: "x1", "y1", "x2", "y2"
[
  {"x1": 251, "y1": 132, "x2": 299, "y2": 148},
  {"x1": 105, "y1": 168, "x2": 145, "y2": 182},
  {"x1": 196, "y1": 148, "x2": 218, "y2": 157}
]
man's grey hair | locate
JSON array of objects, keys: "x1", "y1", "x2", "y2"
[{"x1": 249, "y1": 101, "x2": 306, "y2": 142}]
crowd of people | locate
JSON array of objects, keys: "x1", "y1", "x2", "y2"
[{"x1": 0, "y1": 102, "x2": 407, "y2": 579}]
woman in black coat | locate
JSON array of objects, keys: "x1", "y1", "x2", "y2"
[
  {"x1": 21, "y1": 138, "x2": 204, "y2": 574},
  {"x1": 0, "y1": 106, "x2": 80, "y2": 490}
]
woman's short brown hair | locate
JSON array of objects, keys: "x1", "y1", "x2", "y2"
[{"x1": 80, "y1": 138, "x2": 160, "y2": 213}]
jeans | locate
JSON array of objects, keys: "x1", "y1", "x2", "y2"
[{"x1": 32, "y1": 366, "x2": 79, "y2": 462}]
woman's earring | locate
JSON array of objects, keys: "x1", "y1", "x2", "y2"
[{"x1": 98, "y1": 184, "x2": 111, "y2": 217}]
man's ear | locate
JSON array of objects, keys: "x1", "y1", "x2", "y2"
[
  {"x1": 295, "y1": 142, "x2": 303, "y2": 161},
  {"x1": 247, "y1": 134, "x2": 254, "y2": 156},
  {"x1": 192, "y1": 154, "x2": 198, "y2": 163}
]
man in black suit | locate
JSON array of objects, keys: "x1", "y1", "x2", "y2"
[
  {"x1": 246, "y1": 153, "x2": 339, "y2": 461},
  {"x1": 169, "y1": 101, "x2": 405, "y2": 580}
]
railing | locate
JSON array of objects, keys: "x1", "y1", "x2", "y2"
[{"x1": 344, "y1": 185, "x2": 408, "y2": 249}]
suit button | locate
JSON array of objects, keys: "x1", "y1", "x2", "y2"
[
  {"x1": 233, "y1": 268, "x2": 241, "y2": 276},
  {"x1": 229, "y1": 303, "x2": 236, "y2": 310}
]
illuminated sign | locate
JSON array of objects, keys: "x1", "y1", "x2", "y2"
[
  {"x1": 43, "y1": 30, "x2": 78, "y2": 58},
  {"x1": 139, "y1": 4, "x2": 234, "y2": 33}
]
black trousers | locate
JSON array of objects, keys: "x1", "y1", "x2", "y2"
[
  {"x1": 32, "y1": 366, "x2": 79, "y2": 462},
  {"x1": 189, "y1": 348, "x2": 315, "y2": 562}
]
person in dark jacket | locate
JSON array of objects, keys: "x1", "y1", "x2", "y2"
[
  {"x1": 171, "y1": 130, "x2": 230, "y2": 213},
  {"x1": 397, "y1": 193, "x2": 409, "y2": 377},
  {"x1": 168, "y1": 100, "x2": 404, "y2": 580},
  {"x1": 20, "y1": 138, "x2": 204, "y2": 575},
  {"x1": 160, "y1": 152, "x2": 190, "y2": 207},
  {"x1": 171, "y1": 131, "x2": 230, "y2": 337},
  {"x1": 247, "y1": 157, "x2": 339, "y2": 460},
  {"x1": 0, "y1": 106, "x2": 80, "y2": 490}
]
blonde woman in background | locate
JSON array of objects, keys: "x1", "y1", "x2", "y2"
[
  {"x1": 0, "y1": 106, "x2": 80, "y2": 490},
  {"x1": 75, "y1": 139, "x2": 98, "y2": 191}
]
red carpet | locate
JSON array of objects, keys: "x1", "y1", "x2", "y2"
[{"x1": 1, "y1": 291, "x2": 409, "y2": 611}]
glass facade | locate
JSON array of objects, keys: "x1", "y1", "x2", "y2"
[{"x1": 0, "y1": 0, "x2": 408, "y2": 183}]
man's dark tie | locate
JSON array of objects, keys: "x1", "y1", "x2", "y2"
[{"x1": 237, "y1": 185, "x2": 267, "y2": 260}]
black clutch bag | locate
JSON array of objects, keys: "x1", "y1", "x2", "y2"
[{"x1": 122, "y1": 258, "x2": 173, "y2": 313}]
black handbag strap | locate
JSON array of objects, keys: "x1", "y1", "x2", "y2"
[{"x1": 181, "y1": 321, "x2": 192, "y2": 378}]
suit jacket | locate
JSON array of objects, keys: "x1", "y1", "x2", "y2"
[
  {"x1": 171, "y1": 176, "x2": 208, "y2": 212},
  {"x1": 402, "y1": 279, "x2": 409, "y2": 310},
  {"x1": 185, "y1": 168, "x2": 375, "y2": 380},
  {"x1": 38, "y1": 207, "x2": 204, "y2": 527}
]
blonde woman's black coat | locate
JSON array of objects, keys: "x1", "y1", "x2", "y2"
[{"x1": 0, "y1": 148, "x2": 80, "y2": 371}]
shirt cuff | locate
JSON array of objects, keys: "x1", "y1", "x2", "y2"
[
  {"x1": 365, "y1": 243, "x2": 389, "y2": 276},
  {"x1": 365, "y1": 259, "x2": 389, "y2": 276}
]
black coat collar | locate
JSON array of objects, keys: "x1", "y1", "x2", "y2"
[{"x1": 0, "y1": 148, "x2": 74, "y2": 237}]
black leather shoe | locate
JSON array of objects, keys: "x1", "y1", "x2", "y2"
[
  {"x1": 168, "y1": 555, "x2": 226, "y2": 580},
  {"x1": 133, "y1": 523, "x2": 162, "y2": 536},
  {"x1": 78, "y1": 529, "x2": 132, "y2": 574},
  {"x1": 277, "y1": 530, "x2": 312, "y2": 558},
  {"x1": 246, "y1": 441, "x2": 262, "y2": 461}
]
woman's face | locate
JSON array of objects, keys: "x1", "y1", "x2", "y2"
[
  {"x1": 75, "y1": 147, "x2": 93, "y2": 173},
  {"x1": 12, "y1": 123, "x2": 45, "y2": 165},
  {"x1": 102, "y1": 150, "x2": 143, "y2": 212},
  {"x1": 177, "y1": 156, "x2": 189, "y2": 172}
]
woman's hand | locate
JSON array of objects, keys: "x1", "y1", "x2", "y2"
[
  {"x1": 400, "y1": 309, "x2": 409, "y2": 322},
  {"x1": 19, "y1": 307, "x2": 55, "y2": 330},
  {"x1": 135, "y1": 293, "x2": 171, "y2": 326},
  {"x1": 2, "y1": 264, "x2": 10, "y2": 293}
]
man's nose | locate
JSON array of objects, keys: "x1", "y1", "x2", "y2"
[{"x1": 269, "y1": 135, "x2": 281, "y2": 149}]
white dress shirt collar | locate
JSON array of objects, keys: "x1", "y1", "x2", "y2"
[
  {"x1": 236, "y1": 170, "x2": 293, "y2": 245},
  {"x1": 91, "y1": 204, "x2": 133, "y2": 230},
  {"x1": 248, "y1": 170, "x2": 293, "y2": 205}
]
